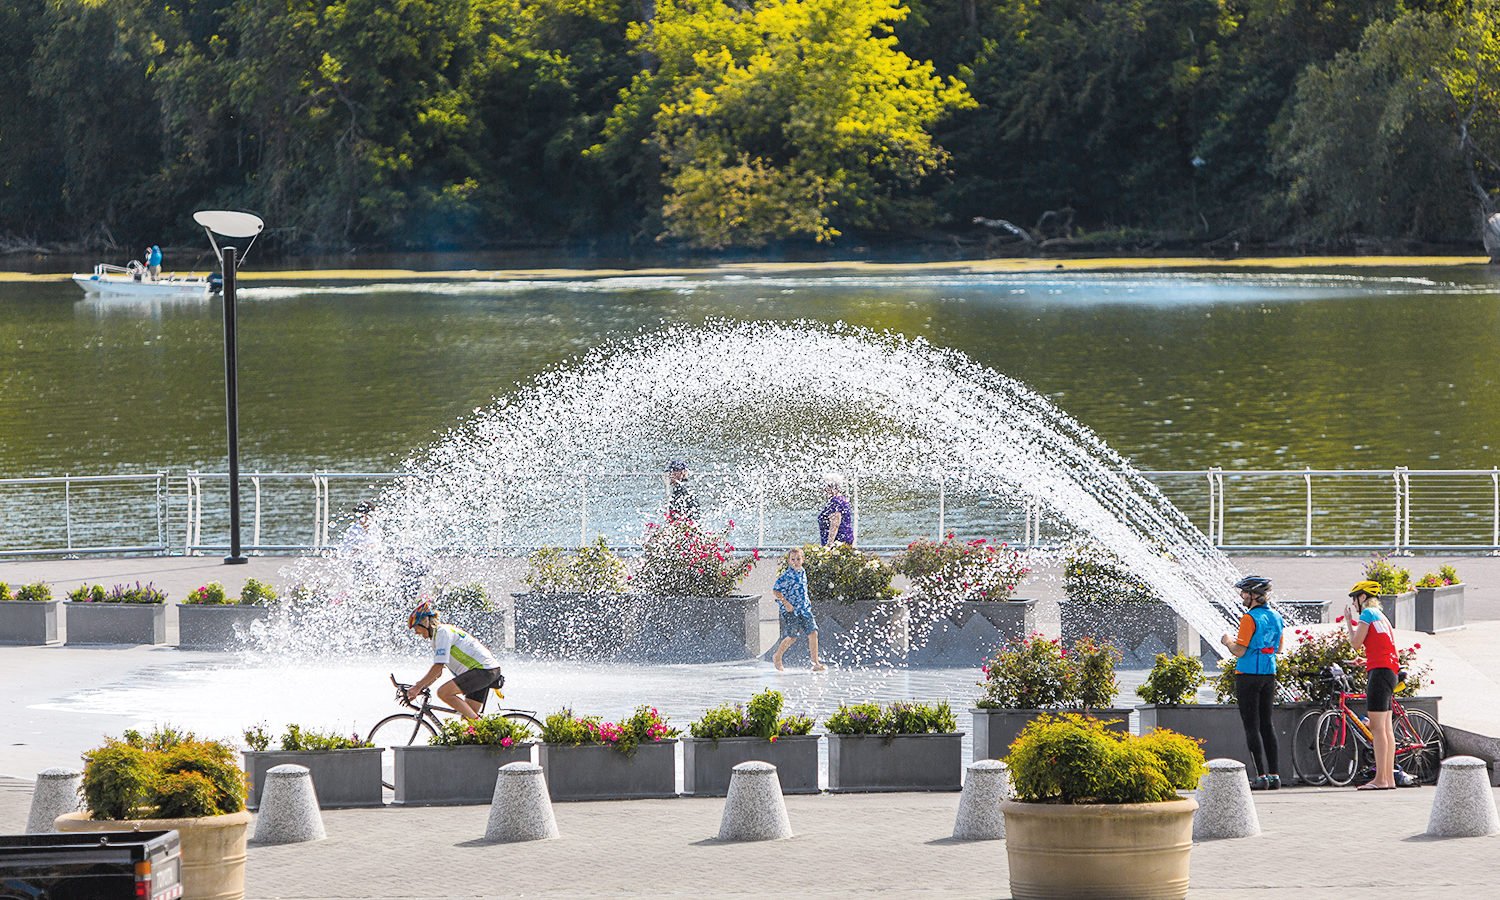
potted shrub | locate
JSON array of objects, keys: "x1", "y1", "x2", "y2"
[
  {"x1": 1001, "y1": 714, "x2": 1205, "y2": 899},
  {"x1": 537, "y1": 705, "x2": 679, "y2": 800},
  {"x1": 824, "y1": 700, "x2": 962, "y2": 792},
  {"x1": 1413, "y1": 564, "x2": 1463, "y2": 633},
  {"x1": 65, "y1": 582, "x2": 167, "y2": 645},
  {"x1": 393, "y1": 714, "x2": 535, "y2": 806},
  {"x1": 1059, "y1": 546, "x2": 1199, "y2": 667},
  {"x1": 1363, "y1": 554, "x2": 1416, "y2": 630},
  {"x1": 971, "y1": 634, "x2": 1132, "y2": 760},
  {"x1": 177, "y1": 579, "x2": 276, "y2": 650},
  {"x1": 1133, "y1": 652, "x2": 1256, "y2": 767},
  {"x1": 438, "y1": 581, "x2": 505, "y2": 650},
  {"x1": 0, "y1": 581, "x2": 60, "y2": 645},
  {"x1": 55, "y1": 726, "x2": 251, "y2": 900},
  {"x1": 771, "y1": 542, "x2": 905, "y2": 667},
  {"x1": 682, "y1": 689, "x2": 818, "y2": 795},
  {"x1": 513, "y1": 537, "x2": 633, "y2": 657},
  {"x1": 895, "y1": 535, "x2": 1035, "y2": 666},
  {"x1": 242, "y1": 723, "x2": 382, "y2": 809}
]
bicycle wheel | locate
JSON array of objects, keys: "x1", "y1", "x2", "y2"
[
  {"x1": 366, "y1": 713, "x2": 437, "y2": 790},
  {"x1": 1316, "y1": 709, "x2": 1363, "y2": 787},
  {"x1": 501, "y1": 711, "x2": 545, "y2": 736},
  {"x1": 1395, "y1": 709, "x2": 1445, "y2": 785},
  {"x1": 1290, "y1": 709, "x2": 1328, "y2": 786}
]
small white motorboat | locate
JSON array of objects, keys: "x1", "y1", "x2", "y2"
[{"x1": 72, "y1": 261, "x2": 220, "y2": 299}]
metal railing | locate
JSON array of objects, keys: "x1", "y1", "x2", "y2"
[{"x1": 5, "y1": 467, "x2": 1500, "y2": 558}]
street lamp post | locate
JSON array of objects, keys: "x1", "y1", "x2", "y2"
[{"x1": 193, "y1": 210, "x2": 264, "y2": 565}]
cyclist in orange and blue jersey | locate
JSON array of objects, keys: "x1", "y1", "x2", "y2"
[
  {"x1": 1346, "y1": 580, "x2": 1401, "y2": 790},
  {"x1": 1220, "y1": 574, "x2": 1284, "y2": 790}
]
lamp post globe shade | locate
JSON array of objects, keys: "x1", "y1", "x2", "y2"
[{"x1": 193, "y1": 210, "x2": 264, "y2": 238}]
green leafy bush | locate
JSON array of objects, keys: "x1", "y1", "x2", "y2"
[
  {"x1": 634, "y1": 519, "x2": 752, "y2": 596},
  {"x1": 1071, "y1": 637, "x2": 1121, "y2": 710},
  {"x1": 1362, "y1": 554, "x2": 1412, "y2": 594},
  {"x1": 429, "y1": 714, "x2": 534, "y2": 747},
  {"x1": 81, "y1": 726, "x2": 245, "y2": 820},
  {"x1": 439, "y1": 582, "x2": 492, "y2": 611},
  {"x1": 0, "y1": 583, "x2": 8, "y2": 602},
  {"x1": 239, "y1": 579, "x2": 279, "y2": 605},
  {"x1": 183, "y1": 583, "x2": 230, "y2": 605},
  {"x1": 1063, "y1": 548, "x2": 1162, "y2": 604},
  {"x1": 1136, "y1": 653, "x2": 1207, "y2": 705},
  {"x1": 66, "y1": 585, "x2": 107, "y2": 603},
  {"x1": 1005, "y1": 713, "x2": 1205, "y2": 804},
  {"x1": 976, "y1": 635, "x2": 1120, "y2": 710},
  {"x1": 1212, "y1": 658, "x2": 1238, "y2": 703},
  {"x1": 243, "y1": 724, "x2": 370, "y2": 751},
  {"x1": 797, "y1": 543, "x2": 899, "y2": 604},
  {"x1": 1278, "y1": 625, "x2": 1430, "y2": 703},
  {"x1": 72, "y1": 582, "x2": 168, "y2": 604},
  {"x1": 894, "y1": 535, "x2": 1030, "y2": 602},
  {"x1": 525, "y1": 537, "x2": 629, "y2": 593},
  {"x1": 1415, "y1": 564, "x2": 1461, "y2": 588},
  {"x1": 690, "y1": 689, "x2": 816, "y2": 740},
  {"x1": 824, "y1": 700, "x2": 956, "y2": 736},
  {"x1": 540, "y1": 705, "x2": 678, "y2": 754},
  {"x1": 9, "y1": 583, "x2": 51, "y2": 602}
]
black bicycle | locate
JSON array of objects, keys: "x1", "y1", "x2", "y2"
[{"x1": 366, "y1": 674, "x2": 544, "y2": 789}]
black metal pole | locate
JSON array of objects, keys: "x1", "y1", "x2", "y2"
[{"x1": 222, "y1": 245, "x2": 247, "y2": 564}]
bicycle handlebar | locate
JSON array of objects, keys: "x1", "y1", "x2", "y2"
[{"x1": 389, "y1": 673, "x2": 430, "y2": 708}]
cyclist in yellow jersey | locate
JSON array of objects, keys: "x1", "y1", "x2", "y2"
[{"x1": 404, "y1": 600, "x2": 503, "y2": 721}]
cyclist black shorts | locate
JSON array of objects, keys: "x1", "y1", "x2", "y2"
[
  {"x1": 453, "y1": 666, "x2": 504, "y2": 705},
  {"x1": 1366, "y1": 667, "x2": 1398, "y2": 712}
]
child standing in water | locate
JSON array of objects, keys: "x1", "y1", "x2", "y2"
[{"x1": 771, "y1": 547, "x2": 826, "y2": 671}]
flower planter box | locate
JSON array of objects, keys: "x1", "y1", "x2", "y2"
[
  {"x1": 906, "y1": 600, "x2": 1037, "y2": 668},
  {"x1": 0, "y1": 600, "x2": 59, "y2": 645},
  {"x1": 681, "y1": 735, "x2": 820, "y2": 796},
  {"x1": 1414, "y1": 584, "x2": 1464, "y2": 633},
  {"x1": 767, "y1": 600, "x2": 909, "y2": 667},
  {"x1": 512, "y1": 593, "x2": 760, "y2": 662},
  {"x1": 537, "y1": 740, "x2": 678, "y2": 801},
  {"x1": 1137, "y1": 704, "x2": 1287, "y2": 775},
  {"x1": 176, "y1": 603, "x2": 270, "y2": 650},
  {"x1": 1377, "y1": 590, "x2": 1417, "y2": 631},
  {"x1": 64, "y1": 602, "x2": 166, "y2": 645},
  {"x1": 1059, "y1": 599, "x2": 1195, "y2": 668},
  {"x1": 826, "y1": 733, "x2": 963, "y2": 792},
  {"x1": 1278, "y1": 599, "x2": 1334, "y2": 625},
  {"x1": 392, "y1": 743, "x2": 533, "y2": 806},
  {"x1": 445, "y1": 607, "x2": 508, "y2": 652},
  {"x1": 243, "y1": 748, "x2": 383, "y2": 810},
  {"x1": 971, "y1": 707, "x2": 1134, "y2": 761}
]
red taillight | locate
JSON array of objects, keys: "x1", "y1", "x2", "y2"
[{"x1": 135, "y1": 860, "x2": 152, "y2": 898}]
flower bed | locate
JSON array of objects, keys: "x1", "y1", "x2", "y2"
[
  {"x1": 392, "y1": 715, "x2": 536, "y2": 806},
  {"x1": 824, "y1": 701, "x2": 962, "y2": 792},
  {"x1": 537, "y1": 706, "x2": 679, "y2": 800},
  {"x1": 241, "y1": 724, "x2": 380, "y2": 809},
  {"x1": 177, "y1": 580, "x2": 276, "y2": 650},
  {"x1": 683, "y1": 689, "x2": 818, "y2": 795},
  {"x1": 1414, "y1": 566, "x2": 1464, "y2": 633},
  {"x1": 0, "y1": 582, "x2": 58, "y2": 645},
  {"x1": 971, "y1": 634, "x2": 1131, "y2": 758},
  {"x1": 65, "y1": 582, "x2": 167, "y2": 645}
]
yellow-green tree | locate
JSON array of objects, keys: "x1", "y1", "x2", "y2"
[{"x1": 603, "y1": 0, "x2": 971, "y2": 248}]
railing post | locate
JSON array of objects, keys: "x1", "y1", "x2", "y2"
[
  {"x1": 64, "y1": 476, "x2": 73, "y2": 551},
  {"x1": 155, "y1": 472, "x2": 166, "y2": 551},
  {"x1": 579, "y1": 474, "x2": 588, "y2": 547},
  {"x1": 850, "y1": 476, "x2": 860, "y2": 547},
  {"x1": 756, "y1": 475, "x2": 766, "y2": 550},
  {"x1": 1205, "y1": 468, "x2": 1216, "y2": 545},
  {"x1": 1392, "y1": 467, "x2": 1405, "y2": 553},
  {"x1": 320, "y1": 476, "x2": 331, "y2": 547},
  {"x1": 1492, "y1": 467, "x2": 1499, "y2": 555},
  {"x1": 1303, "y1": 467, "x2": 1314, "y2": 554},
  {"x1": 252, "y1": 474, "x2": 262, "y2": 550}
]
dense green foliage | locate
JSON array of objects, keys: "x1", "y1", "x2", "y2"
[
  {"x1": 823, "y1": 700, "x2": 956, "y2": 735},
  {"x1": 1136, "y1": 652, "x2": 1207, "y2": 705},
  {"x1": 689, "y1": 688, "x2": 816, "y2": 739},
  {"x1": 976, "y1": 634, "x2": 1121, "y2": 710},
  {"x1": 4, "y1": 0, "x2": 1498, "y2": 252},
  {"x1": 82, "y1": 725, "x2": 246, "y2": 820},
  {"x1": 796, "y1": 543, "x2": 900, "y2": 603},
  {"x1": 429, "y1": 713, "x2": 535, "y2": 746},
  {"x1": 1005, "y1": 713, "x2": 1205, "y2": 804}
]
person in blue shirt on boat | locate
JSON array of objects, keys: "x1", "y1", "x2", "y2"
[
  {"x1": 770, "y1": 546, "x2": 826, "y2": 672},
  {"x1": 147, "y1": 244, "x2": 162, "y2": 280},
  {"x1": 1219, "y1": 574, "x2": 1285, "y2": 790}
]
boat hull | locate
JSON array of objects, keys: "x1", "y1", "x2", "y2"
[{"x1": 73, "y1": 273, "x2": 212, "y2": 299}]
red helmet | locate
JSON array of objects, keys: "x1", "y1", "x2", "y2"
[{"x1": 407, "y1": 600, "x2": 436, "y2": 629}]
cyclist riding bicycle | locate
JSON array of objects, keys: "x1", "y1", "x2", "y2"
[{"x1": 403, "y1": 599, "x2": 503, "y2": 721}]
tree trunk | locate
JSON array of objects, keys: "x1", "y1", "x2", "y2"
[{"x1": 1485, "y1": 213, "x2": 1500, "y2": 265}]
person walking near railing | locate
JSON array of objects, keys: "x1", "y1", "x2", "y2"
[
  {"x1": 1220, "y1": 574, "x2": 1284, "y2": 790},
  {"x1": 664, "y1": 459, "x2": 699, "y2": 521},
  {"x1": 818, "y1": 474, "x2": 854, "y2": 546},
  {"x1": 147, "y1": 244, "x2": 162, "y2": 280}
]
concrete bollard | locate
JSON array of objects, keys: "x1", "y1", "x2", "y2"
[
  {"x1": 953, "y1": 759, "x2": 1009, "y2": 840},
  {"x1": 1192, "y1": 759, "x2": 1260, "y2": 841},
  {"x1": 1426, "y1": 756, "x2": 1500, "y2": 838},
  {"x1": 485, "y1": 762, "x2": 559, "y2": 843},
  {"x1": 27, "y1": 767, "x2": 83, "y2": 833},
  {"x1": 251, "y1": 764, "x2": 326, "y2": 844},
  {"x1": 718, "y1": 761, "x2": 792, "y2": 841}
]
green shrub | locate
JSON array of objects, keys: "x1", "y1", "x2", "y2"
[
  {"x1": 1415, "y1": 564, "x2": 1461, "y2": 588},
  {"x1": 975, "y1": 635, "x2": 1120, "y2": 710},
  {"x1": 797, "y1": 543, "x2": 898, "y2": 604},
  {"x1": 1063, "y1": 548, "x2": 1162, "y2": 604},
  {"x1": 99, "y1": 582, "x2": 168, "y2": 604},
  {"x1": 540, "y1": 706, "x2": 677, "y2": 754},
  {"x1": 277, "y1": 724, "x2": 371, "y2": 751},
  {"x1": 824, "y1": 701, "x2": 956, "y2": 736},
  {"x1": 1071, "y1": 637, "x2": 1121, "y2": 710},
  {"x1": 429, "y1": 714, "x2": 534, "y2": 747},
  {"x1": 1005, "y1": 713, "x2": 1205, "y2": 804},
  {"x1": 242, "y1": 723, "x2": 271, "y2": 752},
  {"x1": 1362, "y1": 554, "x2": 1412, "y2": 595},
  {"x1": 525, "y1": 537, "x2": 629, "y2": 593},
  {"x1": 66, "y1": 584, "x2": 108, "y2": 603},
  {"x1": 0, "y1": 583, "x2": 9, "y2": 601},
  {"x1": 540, "y1": 708, "x2": 600, "y2": 745},
  {"x1": 81, "y1": 726, "x2": 246, "y2": 820},
  {"x1": 155, "y1": 741, "x2": 246, "y2": 818},
  {"x1": 690, "y1": 689, "x2": 815, "y2": 740},
  {"x1": 81, "y1": 741, "x2": 155, "y2": 820},
  {"x1": 9, "y1": 583, "x2": 51, "y2": 602},
  {"x1": 439, "y1": 582, "x2": 491, "y2": 612},
  {"x1": 239, "y1": 579, "x2": 279, "y2": 605},
  {"x1": 824, "y1": 702, "x2": 887, "y2": 735},
  {"x1": 1136, "y1": 653, "x2": 1206, "y2": 705},
  {"x1": 1212, "y1": 657, "x2": 1239, "y2": 703},
  {"x1": 183, "y1": 583, "x2": 230, "y2": 605},
  {"x1": 635, "y1": 519, "x2": 752, "y2": 597}
]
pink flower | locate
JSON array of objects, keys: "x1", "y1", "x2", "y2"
[{"x1": 500, "y1": 736, "x2": 514, "y2": 748}]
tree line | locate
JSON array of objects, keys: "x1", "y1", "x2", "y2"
[{"x1": 1, "y1": 0, "x2": 1497, "y2": 256}]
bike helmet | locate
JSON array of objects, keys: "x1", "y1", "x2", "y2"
[
  {"x1": 1233, "y1": 574, "x2": 1271, "y2": 595},
  {"x1": 407, "y1": 599, "x2": 437, "y2": 629},
  {"x1": 1348, "y1": 580, "x2": 1383, "y2": 599}
]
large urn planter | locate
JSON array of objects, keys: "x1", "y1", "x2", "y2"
[
  {"x1": 971, "y1": 707, "x2": 1134, "y2": 761},
  {"x1": 681, "y1": 735, "x2": 820, "y2": 796},
  {"x1": 1059, "y1": 599, "x2": 1196, "y2": 668},
  {"x1": 56, "y1": 810, "x2": 251, "y2": 900},
  {"x1": 1377, "y1": 591, "x2": 1417, "y2": 631},
  {"x1": 243, "y1": 748, "x2": 383, "y2": 810},
  {"x1": 1414, "y1": 584, "x2": 1464, "y2": 633},
  {"x1": 512, "y1": 593, "x2": 760, "y2": 662},
  {"x1": 0, "y1": 600, "x2": 59, "y2": 644},
  {"x1": 826, "y1": 733, "x2": 962, "y2": 792},
  {"x1": 906, "y1": 600, "x2": 1037, "y2": 667},
  {"x1": 177, "y1": 603, "x2": 270, "y2": 650},
  {"x1": 537, "y1": 740, "x2": 678, "y2": 801},
  {"x1": 65, "y1": 602, "x2": 166, "y2": 645},
  {"x1": 1001, "y1": 798, "x2": 1197, "y2": 900},
  {"x1": 392, "y1": 743, "x2": 533, "y2": 806},
  {"x1": 767, "y1": 600, "x2": 909, "y2": 667}
]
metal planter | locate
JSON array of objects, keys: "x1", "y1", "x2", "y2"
[
  {"x1": 243, "y1": 748, "x2": 384, "y2": 810},
  {"x1": 64, "y1": 602, "x2": 166, "y2": 645},
  {"x1": 971, "y1": 708, "x2": 1134, "y2": 761},
  {"x1": 1137, "y1": 704, "x2": 1278, "y2": 774},
  {"x1": 768, "y1": 600, "x2": 909, "y2": 667},
  {"x1": 537, "y1": 740, "x2": 678, "y2": 801},
  {"x1": 1414, "y1": 584, "x2": 1464, "y2": 633},
  {"x1": 1377, "y1": 591, "x2": 1417, "y2": 631},
  {"x1": 681, "y1": 735, "x2": 820, "y2": 795},
  {"x1": 0, "y1": 600, "x2": 59, "y2": 645},
  {"x1": 392, "y1": 743, "x2": 534, "y2": 806},
  {"x1": 512, "y1": 593, "x2": 760, "y2": 662},
  {"x1": 176, "y1": 603, "x2": 270, "y2": 650},
  {"x1": 906, "y1": 599, "x2": 1037, "y2": 668},
  {"x1": 1059, "y1": 599, "x2": 1196, "y2": 668},
  {"x1": 826, "y1": 733, "x2": 963, "y2": 792}
]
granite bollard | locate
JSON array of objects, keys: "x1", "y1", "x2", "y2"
[
  {"x1": 952, "y1": 759, "x2": 1009, "y2": 840},
  {"x1": 251, "y1": 764, "x2": 327, "y2": 844},
  {"x1": 27, "y1": 767, "x2": 83, "y2": 833},
  {"x1": 718, "y1": 761, "x2": 792, "y2": 841},
  {"x1": 1193, "y1": 758, "x2": 1260, "y2": 840},
  {"x1": 1426, "y1": 755, "x2": 1500, "y2": 838},
  {"x1": 485, "y1": 762, "x2": 559, "y2": 843}
]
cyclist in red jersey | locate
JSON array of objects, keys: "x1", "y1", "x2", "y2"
[{"x1": 1345, "y1": 580, "x2": 1400, "y2": 790}]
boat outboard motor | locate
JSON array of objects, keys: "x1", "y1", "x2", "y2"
[{"x1": 208, "y1": 273, "x2": 224, "y2": 295}]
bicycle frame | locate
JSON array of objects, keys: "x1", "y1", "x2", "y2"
[{"x1": 1329, "y1": 690, "x2": 1427, "y2": 760}]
